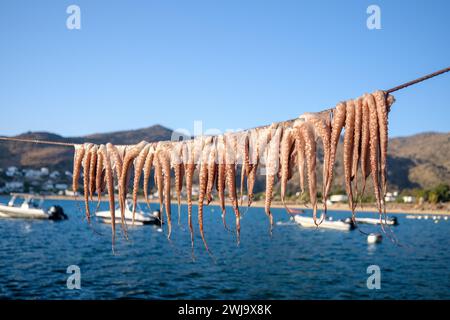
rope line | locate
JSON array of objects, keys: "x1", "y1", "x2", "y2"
[{"x1": 0, "y1": 66, "x2": 448, "y2": 148}]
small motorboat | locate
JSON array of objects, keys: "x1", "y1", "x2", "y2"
[
  {"x1": 0, "y1": 193, "x2": 67, "y2": 220},
  {"x1": 354, "y1": 216, "x2": 398, "y2": 226},
  {"x1": 367, "y1": 233, "x2": 383, "y2": 244},
  {"x1": 294, "y1": 215, "x2": 355, "y2": 231},
  {"x1": 95, "y1": 199, "x2": 161, "y2": 226}
]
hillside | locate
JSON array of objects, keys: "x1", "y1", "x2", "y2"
[{"x1": 0, "y1": 128, "x2": 449, "y2": 192}]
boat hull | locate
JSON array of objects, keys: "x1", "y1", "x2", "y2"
[{"x1": 294, "y1": 215, "x2": 354, "y2": 231}]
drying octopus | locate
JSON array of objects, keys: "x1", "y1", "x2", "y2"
[{"x1": 69, "y1": 90, "x2": 395, "y2": 252}]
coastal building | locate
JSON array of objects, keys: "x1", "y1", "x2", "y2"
[
  {"x1": 6, "y1": 166, "x2": 19, "y2": 177},
  {"x1": 403, "y1": 196, "x2": 416, "y2": 203},
  {"x1": 329, "y1": 194, "x2": 349, "y2": 203},
  {"x1": 5, "y1": 181, "x2": 24, "y2": 192}
]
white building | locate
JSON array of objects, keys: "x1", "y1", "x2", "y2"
[
  {"x1": 55, "y1": 183, "x2": 68, "y2": 191},
  {"x1": 24, "y1": 169, "x2": 43, "y2": 179},
  {"x1": 329, "y1": 194, "x2": 349, "y2": 203},
  {"x1": 6, "y1": 166, "x2": 18, "y2": 177},
  {"x1": 50, "y1": 171, "x2": 60, "y2": 179},
  {"x1": 384, "y1": 192, "x2": 398, "y2": 203},
  {"x1": 5, "y1": 181, "x2": 24, "y2": 192},
  {"x1": 402, "y1": 196, "x2": 416, "y2": 204},
  {"x1": 40, "y1": 167, "x2": 49, "y2": 175}
]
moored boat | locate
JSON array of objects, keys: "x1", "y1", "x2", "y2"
[
  {"x1": 355, "y1": 216, "x2": 398, "y2": 226},
  {"x1": 95, "y1": 199, "x2": 161, "y2": 226},
  {"x1": 294, "y1": 215, "x2": 355, "y2": 231},
  {"x1": 0, "y1": 193, "x2": 67, "y2": 220}
]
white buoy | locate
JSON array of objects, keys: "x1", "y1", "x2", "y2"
[
  {"x1": 434, "y1": 220, "x2": 439, "y2": 224},
  {"x1": 424, "y1": 215, "x2": 429, "y2": 220},
  {"x1": 367, "y1": 233, "x2": 382, "y2": 244},
  {"x1": 444, "y1": 216, "x2": 448, "y2": 221},
  {"x1": 417, "y1": 216, "x2": 422, "y2": 220}
]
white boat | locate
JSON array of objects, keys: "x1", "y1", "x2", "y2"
[
  {"x1": 294, "y1": 215, "x2": 354, "y2": 231},
  {"x1": 95, "y1": 199, "x2": 161, "y2": 226},
  {"x1": 355, "y1": 216, "x2": 398, "y2": 226},
  {"x1": 0, "y1": 193, "x2": 67, "y2": 220},
  {"x1": 367, "y1": 233, "x2": 383, "y2": 244}
]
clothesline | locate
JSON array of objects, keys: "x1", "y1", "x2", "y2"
[{"x1": 0, "y1": 66, "x2": 449, "y2": 148}]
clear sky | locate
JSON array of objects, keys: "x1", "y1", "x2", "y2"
[{"x1": 0, "y1": 0, "x2": 449, "y2": 138}]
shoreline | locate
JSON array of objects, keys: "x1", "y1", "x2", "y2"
[{"x1": 9, "y1": 194, "x2": 450, "y2": 216}]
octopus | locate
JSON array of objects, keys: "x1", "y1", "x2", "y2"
[
  {"x1": 206, "y1": 137, "x2": 217, "y2": 206},
  {"x1": 88, "y1": 145, "x2": 98, "y2": 201},
  {"x1": 326, "y1": 102, "x2": 346, "y2": 200},
  {"x1": 360, "y1": 97, "x2": 371, "y2": 201},
  {"x1": 98, "y1": 144, "x2": 116, "y2": 251},
  {"x1": 295, "y1": 135, "x2": 306, "y2": 196},
  {"x1": 343, "y1": 100, "x2": 356, "y2": 220},
  {"x1": 132, "y1": 143, "x2": 150, "y2": 223},
  {"x1": 300, "y1": 111, "x2": 332, "y2": 210},
  {"x1": 373, "y1": 90, "x2": 391, "y2": 198},
  {"x1": 182, "y1": 139, "x2": 196, "y2": 250},
  {"x1": 265, "y1": 125, "x2": 283, "y2": 230},
  {"x1": 294, "y1": 120, "x2": 321, "y2": 225},
  {"x1": 119, "y1": 141, "x2": 147, "y2": 227},
  {"x1": 279, "y1": 126, "x2": 295, "y2": 213},
  {"x1": 153, "y1": 144, "x2": 164, "y2": 225},
  {"x1": 95, "y1": 146, "x2": 105, "y2": 207},
  {"x1": 81, "y1": 143, "x2": 93, "y2": 223},
  {"x1": 142, "y1": 144, "x2": 156, "y2": 209},
  {"x1": 198, "y1": 136, "x2": 213, "y2": 251},
  {"x1": 158, "y1": 142, "x2": 173, "y2": 238},
  {"x1": 72, "y1": 144, "x2": 85, "y2": 195},
  {"x1": 216, "y1": 135, "x2": 228, "y2": 229},
  {"x1": 246, "y1": 129, "x2": 260, "y2": 207},
  {"x1": 224, "y1": 132, "x2": 241, "y2": 244},
  {"x1": 365, "y1": 93, "x2": 383, "y2": 218},
  {"x1": 236, "y1": 132, "x2": 249, "y2": 206},
  {"x1": 171, "y1": 141, "x2": 184, "y2": 225},
  {"x1": 351, "y1": 98, "x2": 363, "y2": 203}
]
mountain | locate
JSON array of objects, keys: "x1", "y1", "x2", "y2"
[
  {"x1": 0, "y1": 127, "x2": 449, "y2": 192},
  {"x1": 0, "y1": 125, "x2": 174, "y2": 172}
]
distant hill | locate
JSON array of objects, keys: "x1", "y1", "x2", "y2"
[
  {"x1": 0, "y1": 127, "x2": 449, "y2": 192},
  {"x1": 0, "y1": 125, "x2": 173, "y2": 172}
]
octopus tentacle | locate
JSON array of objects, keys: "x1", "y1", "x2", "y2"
[
  {"x1": 198, "y1": 136, "x2": 213, "y2": 252},
  {"x1": 265, "y1": 125, "x2": 283, "y2": 232},
  {"x1": 182, "y1": 140, "x2": 196, "y2": 252},
  {"x1": 95, "y1": 147, "x2": 104, "y2": 209},
  {"x1": 99, "y1": 144, "x2": 116, "y2": 252},
  {"x1": 88, "y1": 145, "x2": 98, "y2": 201},
  {"x1": 216, "y1": 135, "x2": 228, "y2": 230},
  {"x1": 343, "y1": 100, "x2": 356, "y2": 221},
  {"x1": 365, "y1": 94, "x2": 383, "y2": 221},
  {"x1": 351, "y1": 98, "x2": 363, "y2": 203},
  {"x1": 280, "y1": 126, "x2": 295, "y2": 214},
  {"x1": 360, "y1": 97, "x2": 371, "y2": 203},
  {"x1": 171, "y1": 142, "x2": 184, "y2": 225},
  {"x1": 72, "y1": 144, "x2": 85, "y2": 195},
  {"x1": 206, "y1": 137, "x2": 217, "y2": 206},
  {"x1": 158, "y1": 143, "x2": 173, "y2": 238},
  {"x1": 82, "y1": 143, "x2": 93, "y2": 223},
  {"x1": 142, "y1": 144, "x2": 156, "y2": 210},
  {"x1": 224, "y1": 133, "x2": 241, "y2": 244},
  {"x1": 132, "y1": 143, "x2": 150, "y2": 223},
  {"x1": 326, "y1": 102, "x2": 346, "y2": 199}
]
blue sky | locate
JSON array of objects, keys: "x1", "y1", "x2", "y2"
[{"x1": 0, "y1": 0, "x2": 449, "y2": 138}]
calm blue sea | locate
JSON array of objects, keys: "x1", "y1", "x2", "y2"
[{"x1": 0, "y1": 195, "x2": 449, "y2": 300}]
